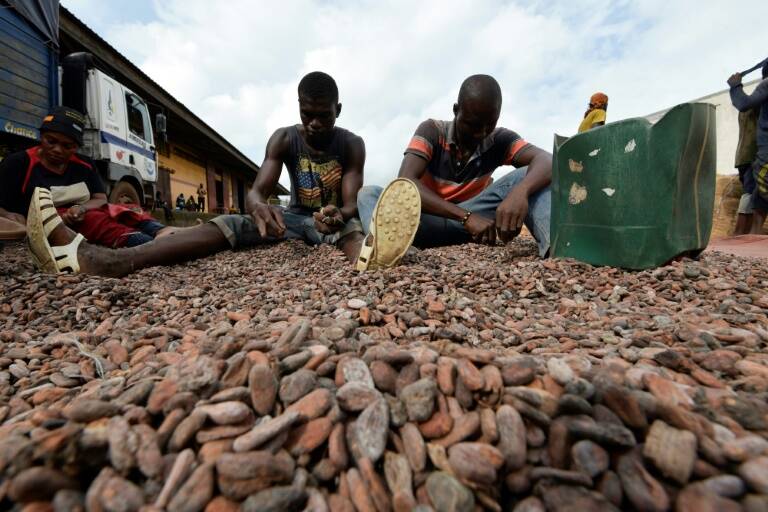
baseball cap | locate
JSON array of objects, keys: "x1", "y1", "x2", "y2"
[{"x1": 40, "y1": 106, "x2": 85, "y2": 145}]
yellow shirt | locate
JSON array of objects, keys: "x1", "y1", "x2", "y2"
[{"x1": 578, "y1": 109, "x2": 606, "y2": 133}]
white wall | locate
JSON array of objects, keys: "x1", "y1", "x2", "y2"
[{"x1": 646, "y1": 79, "x2": 761, "y2": 175}]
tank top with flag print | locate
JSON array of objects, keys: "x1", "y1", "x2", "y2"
[{"x1": 284, "y1": 125, "x2": 354, "y2": 214}]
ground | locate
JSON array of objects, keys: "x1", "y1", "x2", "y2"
[{"x1": 0, "y1": 238, "x2": 766, "y2": 511}]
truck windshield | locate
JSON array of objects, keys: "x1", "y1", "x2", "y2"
[{"x1": 126, "y1": 92, "x2": 152, "y2": 145}]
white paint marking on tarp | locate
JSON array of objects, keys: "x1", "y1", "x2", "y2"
[
  {"x1": 602, "y1": 188, "x2": 616, "y2": 197},
  {"x1": 568, "y1": 183, "x2": 587, "y2": 205},
  {"x1": 625, "y1": 139, "x2": 636, "y2": 153},
  {"x1": 568, "y1": 159, "x2": 584, "y2": 173},
  {"x1": 589, "y1": 149, "x2": 600, "y2": 157}
]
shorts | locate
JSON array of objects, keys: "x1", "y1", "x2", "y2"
[{"x1": 210, "y1": 209, "x2": 363, "y2": 249}]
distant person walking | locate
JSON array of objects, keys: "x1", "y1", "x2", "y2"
[
  {"x1": 197, "y1": 183, "x2": 206, "y2": 212},
  {"x1": 732, "y1": 108, "x2": 758, "y2": 234},
  {"x1": 729, "y1": 61, "x2": 768, "y2": 233},
  {"x1": 578, "y1": 92, "x2": 608, "y2": 133}
]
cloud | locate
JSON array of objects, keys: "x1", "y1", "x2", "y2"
[{"x1": 63, "y1": 0, "x2": 766, "y2": 187}]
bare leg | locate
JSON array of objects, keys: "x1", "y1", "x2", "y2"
[
  {"x1": 155, "y1": 226, "x2": 196, "y2": 238},
  {"x1": 0, "y1": 217, "x2": 26, "y2": 241},
  {"x1": 734, "y1": 213, "x2": 754, "y2": 235},
  {"x1": 749, "y1": 209, "x2": 767, "y2": 234},
  {"x1": 46, "y1": 221, "x2": 230, "y2": 277},
  {"x1": 338, "y1": 231, "x2": 364, "y2": 263}
]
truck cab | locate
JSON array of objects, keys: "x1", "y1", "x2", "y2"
[
  {"x1": 1, "y1": 3, "x2": 163, "y2": 207},
  {"x1": 62, "y1": 53, "x2": 162, "y2": 205}
]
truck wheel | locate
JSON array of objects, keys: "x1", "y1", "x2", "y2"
[{"x1": 110, "y1": 181, "x2": 141, "y2": 205}]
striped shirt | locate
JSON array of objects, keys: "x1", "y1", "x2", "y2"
[{"x1": 405, "y1": 119, "x2": 530, "y2": 202}]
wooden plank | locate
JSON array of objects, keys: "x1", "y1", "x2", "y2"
[
  {"x1": 0, "y1": 102, "x2": 45, "y2": 128},
  {"x1": 0, "y1": 45, "x2": 49, "y2": 84},
  {"x1": 0, "y1": 87, "x2": 48, "y2": 122},
  {"x1": 0, "y1": 67, "x2": 49, "y2": 100},
  {"x1": 0, "y1": 5, "x2": 53, "y2": 133},
  {"x1": 0, "y1": 80, "x2": 47, "y2": 108},
  {"x1": 0, "y1": 13, "x2": 50, "y2": 67}
]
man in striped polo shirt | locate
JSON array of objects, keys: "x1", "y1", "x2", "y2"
[{"x1": 358, "y1": 74, "x2": 552, "y2": 257}]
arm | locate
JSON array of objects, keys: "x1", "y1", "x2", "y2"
[
  {"x1": 81, "y1": 193, "x2": 107, "y2": 211},
  {"x1": 245, "y1": 128, "x2": 289, "y2": 237},
  {"x1": 62, "y1": 192, "x2": 108, "y2": 225},
  {"x1": 729, "y1": 75, "x2": 768, "y2": 112},
  {"x1": 399, "y1": 153, "x2": 496, "y2": 244},
  {"x1": 399, "y1": 153, "x2": 465, "y2": 220},
  {"x1": 313, "y1": 135, "x2": 365, "y2": 234},
  {"x1": 510, "y1": 145, "x2": 552, "y2": 196},
  {"x1": 63, "y1": 163, "x2": 109, "y2": 225},
  {"x1": 338, "y1": 135, "x2": 365, "y2": 221},
  {"x1": 495, "y1": 144, "x2": 553, "y2": 242}
]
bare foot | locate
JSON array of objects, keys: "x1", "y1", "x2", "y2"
[
  {"x1": 338, "y1": 231, "x2": 365, "y2": 264},
  {"x1": 44, "y1": 222, "x2": 128, "y2": 277}
]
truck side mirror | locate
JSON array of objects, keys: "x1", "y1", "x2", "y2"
[{"x1": 155, "y1": 113, "x2": 167, "y2": 134}]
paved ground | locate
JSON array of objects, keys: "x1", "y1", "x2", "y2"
[{"x1": 708, "y1": 235, "x2": 768, "y2": 259}]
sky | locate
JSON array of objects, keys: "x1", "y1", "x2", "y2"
[{"x1": 61, "y1": 0, "x2": 766, "y2": 188}]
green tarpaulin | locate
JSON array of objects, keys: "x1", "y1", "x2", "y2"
[{"x1": 551, "y1": 102, "x2": 717, "y2": 269}]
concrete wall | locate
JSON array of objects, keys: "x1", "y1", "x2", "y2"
[
  {"x1": 646, "y1": 79, "x2": 761, "y2": 175},
  {"x1": 159, "y1": 143, "x2": 208, "y2": 210}
]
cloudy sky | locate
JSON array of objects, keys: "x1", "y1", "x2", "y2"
[{"x1": 61, "y1": 0, "x2": 765, "y2": 187}]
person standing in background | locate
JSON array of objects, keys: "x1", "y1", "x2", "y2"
[
  {"x1": 729, "y1": 61, "x2": 768, "y2": 233},
  {"x1": 197, "y1": 183, "x2": 206, "y2": 212},
  {"x1": 733, "y1": 108, "x2": 759, "y2": 235},
  {"x1": 578, "y1": 92, "x2": 608, "y2": 133}
]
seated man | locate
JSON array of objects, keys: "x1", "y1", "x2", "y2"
[
  {"x1": 358, "y1": 74, "x2": 551, "y2": 258},
  {"x1": 176, "y1": 193, "x2": 186, "y2": 210},
  {"x1": 185, "y1": 195, "x2": 198, "y2": 211},
  {"x1": 0, "y1": 107, "x2": 171, "y2": 248},
  {"x1": 25, "y1": 72, "x2": 366, "y2": 276}
]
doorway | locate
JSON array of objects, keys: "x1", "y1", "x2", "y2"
[{"x1": 237, "y1": 179, "x2": 245, "y2": 213}]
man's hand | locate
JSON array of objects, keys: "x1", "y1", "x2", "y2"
[
  {"x1": 61, "y1": 205, "x2": 85, "y2": 226},
  {"x1": 0, "y1": 211, "x2": 26, "y2": 225},
  {"x1": 496, "y1": 187, "x2": 528, "y2": 243},
  {"x1": 249, "y1": 203, "x2": 286, "y2": 238},
  {"x1": 463, "y1": 212, "x2": 496, "y2": 245},
  {"x1": 313, "y1": 205, "x2": 345, "y2": 234},
  {"x1": 728, "y1": 73, "x2": 743, "y2": 88}
]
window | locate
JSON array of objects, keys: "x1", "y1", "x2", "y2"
[{"x1": 125, "y1": 93, "x2": 152, "y2": 144}]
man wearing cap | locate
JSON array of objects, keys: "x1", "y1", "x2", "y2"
[{"x1": 0, "y1": 107, "x2": 174, "y2": 248}]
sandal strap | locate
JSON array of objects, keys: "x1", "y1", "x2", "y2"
[
  {"x1": 355, "y1": 234, "x2": 375, "y2": 271},
  {"x1": 36, "y1": 190, "x2": 62, "y2": 238},
  {"x1": 50, "y1": 233, "x2": 84, "y2": 273}
]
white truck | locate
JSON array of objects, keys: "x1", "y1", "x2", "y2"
[
  {"x1": 1, "y1": 0, "x2": 164, "y2": 206},
  {"x1": 60, "y1": 52, "x2": 165, "y2": 205}
]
